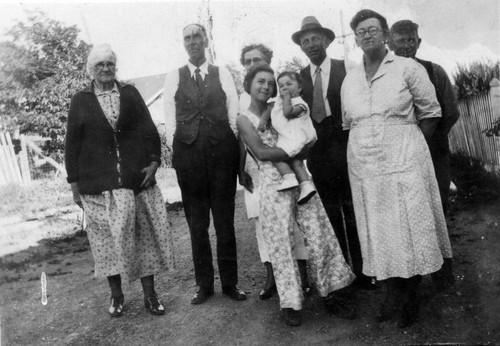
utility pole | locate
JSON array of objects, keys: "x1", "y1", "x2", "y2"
[
  {"x1": 198, "y1": 0, "x2": 216, "y2": 64},
  {"x1": 339, "y1": 10, "x2": 350, "y2": 59}
]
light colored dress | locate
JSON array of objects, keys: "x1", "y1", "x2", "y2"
[
  {"x1": 341, "y1": 52, "x2": 452, "y2": 281},
  {"x1": 241, "y1": 109, "x2": 354, "y2": 310},
  {"x1": 270, "y1": 96, "x2": 317, "y2": 157},
  {"x1": 240, "y1": 92, "x2": 308, "y2": 263}
]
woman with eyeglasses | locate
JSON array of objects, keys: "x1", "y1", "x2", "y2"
[
  {"x1": 341, "y1": 10, "x2": 452, "y2": 328},
  {"x1": 65, "y1": 44, "x2": 175, "y2": 317}
]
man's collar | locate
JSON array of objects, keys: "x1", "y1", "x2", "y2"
[
  {"x1": 187, "y1": 60, "x2": 209, "y2": 76},
  {"x1": 310, "y1": 56, "x2": 331, "y2": 75}
]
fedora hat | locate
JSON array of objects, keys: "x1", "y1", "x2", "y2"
[{"x1": 292, "y1": 16, "x2": 336, "y2": 45}]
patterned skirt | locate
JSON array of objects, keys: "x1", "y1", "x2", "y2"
[{"x1": 81, "y1": 185, "x2": 175, "y2": 283}]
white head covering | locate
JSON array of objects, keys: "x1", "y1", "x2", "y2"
[{"x1": 86, "y1": 44, "x2": 117, "y2": 76}]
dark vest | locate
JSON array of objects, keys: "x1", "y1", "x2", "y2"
[
  {"x1": 174, "y1": 64, "x2": 232, "y2": 145},
  {"x1": 300, "y1": 59, "x2": 348, "y2": 148}
]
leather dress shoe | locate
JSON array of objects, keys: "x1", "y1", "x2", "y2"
[
  {"x1": 354, "y1": 275, "x2": 377, "y2": 290},
  {"x1": 259, "y1": 284, "x2": 276, "y2": 300},
  {"x1": 281, "y1": 308, "x2": 302, "y2": 326},
  {"x1": 222, "y1": 286, "x2": 247, "y2": 301},
  {"x1": 191, "y1": 288, "x2": 214, "y2": 305},
  {"x1": 375, "y1": 300, "x2": 398, "y2": 323},
  {"x1": 397, "y1": 295, "x2": 420, "y2": 328},
  {"x1": 324, "y1": 294, "x2": 357, "y2": 320}
]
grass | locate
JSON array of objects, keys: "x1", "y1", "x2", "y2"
[
  {"x1": 450, "y1": 153, "x2": 500, "y2": 205},
  {"x1": 0, "y1": 176, "x2": 72, "y2": 218},
  {"x1": 0, "y1": 167, "x2": 179, "y2": 219}
]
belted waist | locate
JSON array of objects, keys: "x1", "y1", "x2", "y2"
[{"x1": 350, "y1": 119, "x2": 417, "y2": 129}]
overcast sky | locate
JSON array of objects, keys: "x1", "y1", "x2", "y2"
[{"x1": 1, "y1": 0, "x2": 499, "y2": 79}]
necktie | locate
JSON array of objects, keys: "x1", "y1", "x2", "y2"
[
  {"x1": 311, "y1": 66, "x2": 327, "y2": 123},
  {"x1": 194, "y1": 68, "x2": 204, "y2": 89}
]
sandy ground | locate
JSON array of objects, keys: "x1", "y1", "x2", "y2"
[{"x1": 0, "y1": 187, "x2": 499, "y2": 345}]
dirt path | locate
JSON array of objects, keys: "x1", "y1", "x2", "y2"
[{"x1": 1, "y1": 191, "x2": 499, "y2": 345}]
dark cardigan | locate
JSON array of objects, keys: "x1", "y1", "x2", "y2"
[{"x1": 65, "y1": 81, "x2": 161, "y2": 195}]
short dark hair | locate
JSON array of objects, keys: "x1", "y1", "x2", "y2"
[
  {"x1": 243, "y1": 62, "x2": 277, "y2": 98},
  {"x1": 350, "y1": 9, "x2": 389, "y2": 33},
  {"x1": 240, "y1": 44, "x2": 273, "y2": 66},
  {"x1": 390, "y1": 20, "x2": 420, "y2": 36},
  {"x1": 277, "y1": 71, "x2": 303, "y2": 89}
]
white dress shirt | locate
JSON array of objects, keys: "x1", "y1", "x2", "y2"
[
  {"x1": 163, "y1": 60, "x2": 239, "y2": 145},
  {"x1": 308, "y1": 56, "x2": 333, "y2": 117}
]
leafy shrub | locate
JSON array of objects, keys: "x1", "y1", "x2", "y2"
[
  {"x1": 159, "y1": 131, "x2": 173, "y2": 168},
  {"x1": 453, "y1": 60, "x2": 500, "y2": 100}
]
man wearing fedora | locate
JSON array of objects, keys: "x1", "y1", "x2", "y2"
[{"x1": 292, "y1": 16, "x2": 375, "y2": 290}]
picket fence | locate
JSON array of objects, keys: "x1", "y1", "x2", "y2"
[
  {"x1": 449, "y1": 78, "x2": 500, "y2": 174},
  {"x1": 0, "y1": 133, "x2": 65, "y2": 186}
]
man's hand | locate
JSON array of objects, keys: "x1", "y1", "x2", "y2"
[
  {"x1": 140, "y1": 161, "x2": 159, "y2": 188},
  {"x1": 238, "y1": 171, "x2": 254, "y2": 193},
  {"x1": 70, "y1": 182, "x2": 83, "y2": 209}
]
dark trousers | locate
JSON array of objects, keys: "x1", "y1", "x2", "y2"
[
  {"x1": 173, "y1": 132, "x2": 239, "y2": 289},
  {"x1": 307, "y1": 120, "x2": 363, "y2": 276},
  {"x1": 429, "y1": 147, "x2": 454, "y2": 288}
]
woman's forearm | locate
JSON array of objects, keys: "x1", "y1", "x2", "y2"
[{"x1": 252, "y1": 144, "x2": 289, "y2": 162}]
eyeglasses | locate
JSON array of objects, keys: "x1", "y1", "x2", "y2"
[
  {"x1": 94, "y1": 62, "x2": 116, "y2": 72},
  {"x1": 243, "y1": 57, "x2": 263, "y2": 66},
  {"x1": 354, "y1": 27, "x2": 381, "y2": 38}
]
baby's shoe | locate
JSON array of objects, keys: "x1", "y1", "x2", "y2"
[
  {"x1": 276, "y1": 174, "x2": 299, "y2": 192},
  {"x1": 297, "y1": 181, "x2": 316, "y2": 205}
]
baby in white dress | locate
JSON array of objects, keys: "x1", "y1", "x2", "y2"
[{"x1": 258, "y1": 71, "x2": 317, "y2": 204}]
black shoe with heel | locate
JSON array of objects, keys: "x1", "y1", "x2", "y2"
[
  {"x1": 144, "y1": 296, "x2": 165, "y2": 315},
  {"x1": 109, "y1": 294, "x2": 124, "y2": 317}
]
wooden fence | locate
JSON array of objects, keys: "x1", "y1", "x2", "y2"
[
  {"x1": 449, "y1": 78, "x2": 500, "y2": 174},
  {"x1": 0, "y1": 132, "x2": 65, "y2": 186}
]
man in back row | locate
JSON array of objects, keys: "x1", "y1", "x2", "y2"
[{"x1": 389, "y1": 19, "x2": 460, "y2": 291}]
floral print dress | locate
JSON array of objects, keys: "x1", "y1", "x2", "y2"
[
  {"x1": 80, "y1": 83, "x2": 175, "y2": 283},
  {"x1": 241, "y1": 109, "x2": 354, "y2": 310}
]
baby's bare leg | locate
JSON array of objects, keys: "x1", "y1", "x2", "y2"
[
  {"x1": 273, "y1": 161, "x2": 294, "y2": 177},
  {"x1": 289, "y1": 159, "x2": 309, "y2": 183}
]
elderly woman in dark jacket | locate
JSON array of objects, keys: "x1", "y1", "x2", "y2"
[{"x1": 65, "y1": 44, "x2": 174, "y2": 317}]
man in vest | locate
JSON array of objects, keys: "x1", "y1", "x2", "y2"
[
  {"x1": 389, "y1": 19, "x2": 460, "y2": 291},
  {"x1": 292, "y1": 16, "x2": 375, "y2": 290},
  {"x1": 163, "y1": 23, "x2": 245, "y2": 304}
]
